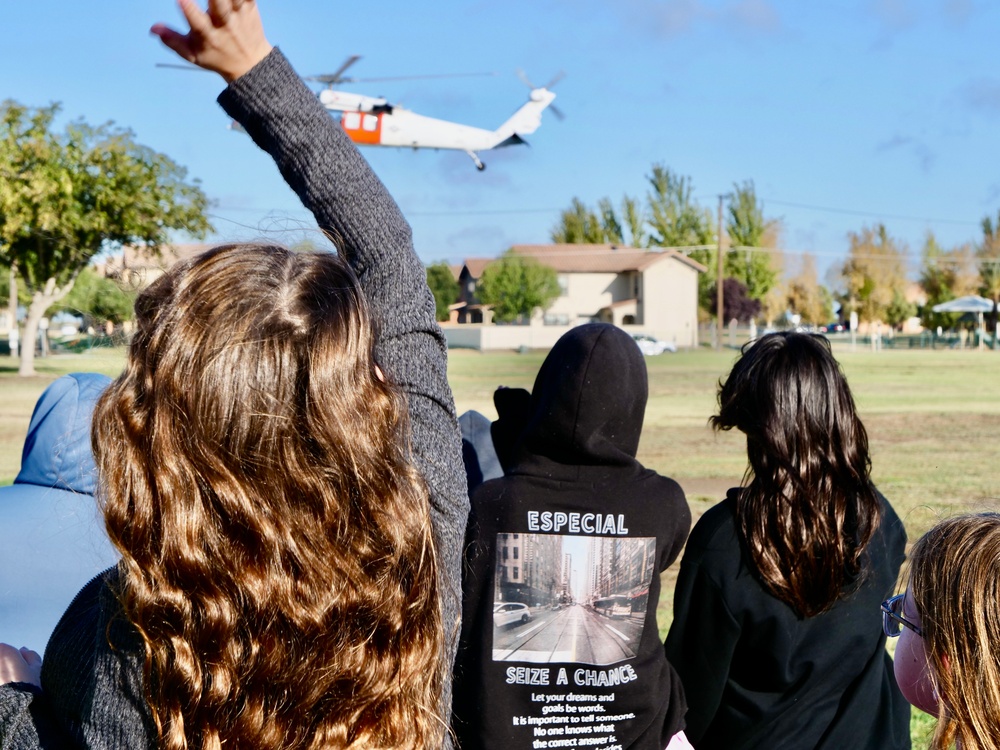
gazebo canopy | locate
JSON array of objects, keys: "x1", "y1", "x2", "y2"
[{"x1": 931, "y1": 295, "x2": 996, "y2": 314}]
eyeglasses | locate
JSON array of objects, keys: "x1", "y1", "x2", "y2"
[{"x1": 881, "y1": 594, "x2": 923, "y2": 638}]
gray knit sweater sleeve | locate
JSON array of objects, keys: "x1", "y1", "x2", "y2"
[{"x1": 217, "y1": 48, "x2": 469, "y2": 728}]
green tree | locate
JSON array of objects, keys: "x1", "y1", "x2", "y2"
[
  {"x1": 885, "y1": 289, "x2": 916, "y2": 329},
  {"x1": 425, "y1": 262, "x2": 460, "y2": 322},
  {"x1": 0, "y1": 101, "x2": 211, "y2": 375},
  {"x1": 51, "y1": 267, "x2": 135, "y2": 327},
  {"x1": 551, "y1": 194, "x2": 647, "y2": 248},
  {"x1": 977, "y1": 211, "x2": 1000, "y2": 326},
  {"x1": 477, "y1": 250, "x2": 560, "y2": 323},
  {"x1": 597, "y1": 198, "x2": 623, "y2": 244},
  {"x1": 645, "y1": 164, "x2": 713, "y2": 248},
  {"x1": 725, "y1": 181, "x2": 779, "y2": 304},
  {"x1": 551, "y1": 197, "x2": 606, "y2": 244},
  {"x1": 839, "y1": 224, "x2": 908, "y2": 324},
  {"x1": 645, "y1": 164, "x2": 715, "y2": 310},
  {"x1": 918, "y1": 232, "x2": 969, "y2": 330},
  {"x1": 621, "y1": 195, "x2": 646, "y2": 248}
]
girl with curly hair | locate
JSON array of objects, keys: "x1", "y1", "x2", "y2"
[{"x1": 0, "y1": 3, "x2": 467, "y2": 749}]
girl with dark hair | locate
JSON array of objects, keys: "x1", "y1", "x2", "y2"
[
  {"x1": 665, "y1": 332, "x2": 911, "y2": 749},
  {"x1": 0, "y1": 3, "x2": 467, "y2": 749}
]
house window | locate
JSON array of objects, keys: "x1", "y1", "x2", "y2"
[
  {"x1": 513, "y1": 566, "x2": 519, "y2": 580},
  {"x1": 503, "y1": 547, "x2": 509, "y2": 560},
  {"x1": 513, "y1": 547, "x2": 519, "y2": 560},
  {"x1": 557, "y1": 274, "x2": 569, "y2": 297},
  {"x1": 544, "y1": 313, "x2": 570, "y2": 326}
]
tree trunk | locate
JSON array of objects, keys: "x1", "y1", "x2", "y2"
[
  {"x1": 6, "y1": 265, "x2": 16, "y2": 358},
  {"x1": 18, "y1": 276, "x2": 75, "y2": 377}
]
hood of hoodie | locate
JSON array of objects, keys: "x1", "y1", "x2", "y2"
[
  {"x1": 516, "y1": 323, "x2": 647, "y2": 475},
  {"x1": 14, "y1": 372, "x2": 111, "y2": 494}
]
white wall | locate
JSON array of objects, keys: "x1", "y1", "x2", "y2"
[
  {"x1": 545, "y1": 272, "x2": 628, "y2": 321},
  {"x1": 640, "y1": 260, "x2": 700, "y2": 348}
]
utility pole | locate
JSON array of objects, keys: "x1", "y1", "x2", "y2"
[{"x1": 716, "y1": 194, "x2": 726, "y2": 350}]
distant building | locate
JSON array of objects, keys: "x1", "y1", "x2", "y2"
[
  {"x1": 96, "y1": 244, "x2": 213, "y2": 289},
  {"x1": 449, "y1": 244, "x2": 704, "y2": 349}
]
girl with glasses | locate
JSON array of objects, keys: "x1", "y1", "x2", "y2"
[
  {"x1": 886, "y1": 513, "x2": 1000, "y2": 749},
  {"x1": 665, "y1": 332, "x2": 911, "y2": 749}
]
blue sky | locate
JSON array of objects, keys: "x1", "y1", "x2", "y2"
[{"x1": 3, "y1": 0, "x2": 999, "y2": 283}]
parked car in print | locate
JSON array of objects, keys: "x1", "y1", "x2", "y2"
[
  {"x1": 493, "y1": 602, "x2": 532, "y2": 627},
  {"x1": 631, "y1": 334, "x2": 677, "y2": 355}
]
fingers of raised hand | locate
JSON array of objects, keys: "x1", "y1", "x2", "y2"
[
  {"x1": 0, "y1": 643, "x2": 41, "y2": 687},
  {"x1": 179, "y1": 0, "x2": 214, "y2": 36},
  {"x1": 19, "y1": 648, "x2": 41, "y2": 667}
]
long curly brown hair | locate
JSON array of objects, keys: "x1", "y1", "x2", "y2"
[
  {"x1": 92, "y1": 244, "x2": 444, "y2": 750},
  {"x1": 711, "y1": 332, "x2": 881, "y2": 617},
  {"x1": 909, "y1": 513, "x2": 1000, "y2": 750}
]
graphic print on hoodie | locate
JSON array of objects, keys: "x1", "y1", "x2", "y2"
[{"x1": 452, "y1": 324, "x2": 692, "y2": 750}]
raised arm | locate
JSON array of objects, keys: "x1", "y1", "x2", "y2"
[{"x1": 153, "y1": 0, "x2": 469, "y2": 731}]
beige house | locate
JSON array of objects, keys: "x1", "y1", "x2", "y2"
[
  {"x1": 450, "y1": 244, "x2": 704, "y2": 349},
  {"x1": 95, "y1": 243, "x2": 213, "y2": 289}
]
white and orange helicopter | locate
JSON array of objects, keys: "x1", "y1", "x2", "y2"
[{"x1": 161, "y1": 55, "x2": 563, "y2": 170}]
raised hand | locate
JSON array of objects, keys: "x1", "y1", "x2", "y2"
[
  {"x1": 151, "y1": 0, "x2": 273, "y2": 83},
  {"x1": 0, "y1": 644, "x2": 42, "y2": 688}
]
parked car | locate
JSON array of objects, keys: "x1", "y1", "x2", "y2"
[
  {"x1": 631, "y1": 334, "x2": 677, "y2": 355},
  {"x1": 493, "y1": 602, "x2": 532, "y2": 627}
]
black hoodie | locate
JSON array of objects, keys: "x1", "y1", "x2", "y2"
[{"x1": 452, "y1": 323, "x2": 692, "y2": 750}]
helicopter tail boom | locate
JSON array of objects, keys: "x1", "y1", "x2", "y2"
[{"x1": 494, "y1": 88, "x2": 556, "y2": 141}]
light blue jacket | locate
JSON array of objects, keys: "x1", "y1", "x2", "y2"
[{"x1": 0, "y1": 373, "x2": 117, "y2": 650}]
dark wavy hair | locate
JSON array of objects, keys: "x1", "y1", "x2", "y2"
[
  {"x1": 710, "y1": 332, "x2": 881, "y2": 616},
  {"x1": 92, "y1": 244, "x2": 444, "y2": 749}
]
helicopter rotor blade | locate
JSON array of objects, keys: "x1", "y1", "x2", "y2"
[
  {"x1": 306, "y1": 70, "x2": 497, "y2": 86},
  {"x1": 155, "y1": 62, "x2": 210, "y2": 72},
  {"x1": 328, "y1": 55, "x2": 362, "y2": 83},
  {"x1": 544, "y1": 70, "x2": 566, "y2": 89},
  {"x1": 516, "y1": 68, "x2": 536, "y2": 89},
  {"x1": 549, "y1": 105, "x2": 566, "y2": 121}
]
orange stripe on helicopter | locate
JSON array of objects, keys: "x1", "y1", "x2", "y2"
[{"x1": 341, "y1": 111, "x2": 383, "y2": 145}]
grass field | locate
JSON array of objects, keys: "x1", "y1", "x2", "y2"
[{"x1": 2, "y1": 344, "x2": 994, "y2": 746}]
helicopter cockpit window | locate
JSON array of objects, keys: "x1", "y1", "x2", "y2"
[
  {"x1": 362, "y1": 115, "x2": 378, "y2": 131},
  {"x1": 343, "y1": 112, "x2": 361, "y2": 130}
]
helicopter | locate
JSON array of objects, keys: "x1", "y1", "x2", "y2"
[
  {"x1": 307, "y1": 56, "x2": 563, "y2": 170},
  {"x1": 159, "y1": 56, "x2": 562, "y2": 170}
]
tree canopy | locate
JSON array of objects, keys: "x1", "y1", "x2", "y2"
[
  {"x1": 426, "y1": 261, "x2": 460, "y2": 322},
  {"x1": 838, "y1": 224, "x2": 909, "y2": 324},
  {"x1": 549, "y1": 166, "x2": 781, "y2": 319},
  {"x1": 53, "y1": 267, "x2": 136, "y2": 327},
  {"x1": 0, "y1": 100, "x2": 211, "y2": 374},
  {"x1": 725, "y1": 180, "x2": 780, "y2": 304},
  {"x1": 784, "y1": 254, "x2": 831, "y2": 325},
  {"x1": 477, "y1": 250, "x2": 560, "y2": 323}
]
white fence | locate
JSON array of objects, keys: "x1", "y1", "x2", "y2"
[{"x1": 442, "y1": 323, "x2": 684, "y2": 352}]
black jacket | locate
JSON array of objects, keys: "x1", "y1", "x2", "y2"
[
  {"x1": 453, "y1": 323, "x2": 691, "y2": 750},
  {"x1": 665, "y1": 491, "x2": 911, "y2": 750}
]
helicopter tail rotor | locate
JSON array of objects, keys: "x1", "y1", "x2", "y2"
[
  {"x1": 516, "y1": 69, "x2": 566, "y2": 91},
  {"x1": 516, "y1": 69, "x2": 566, "y2": 120}
]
